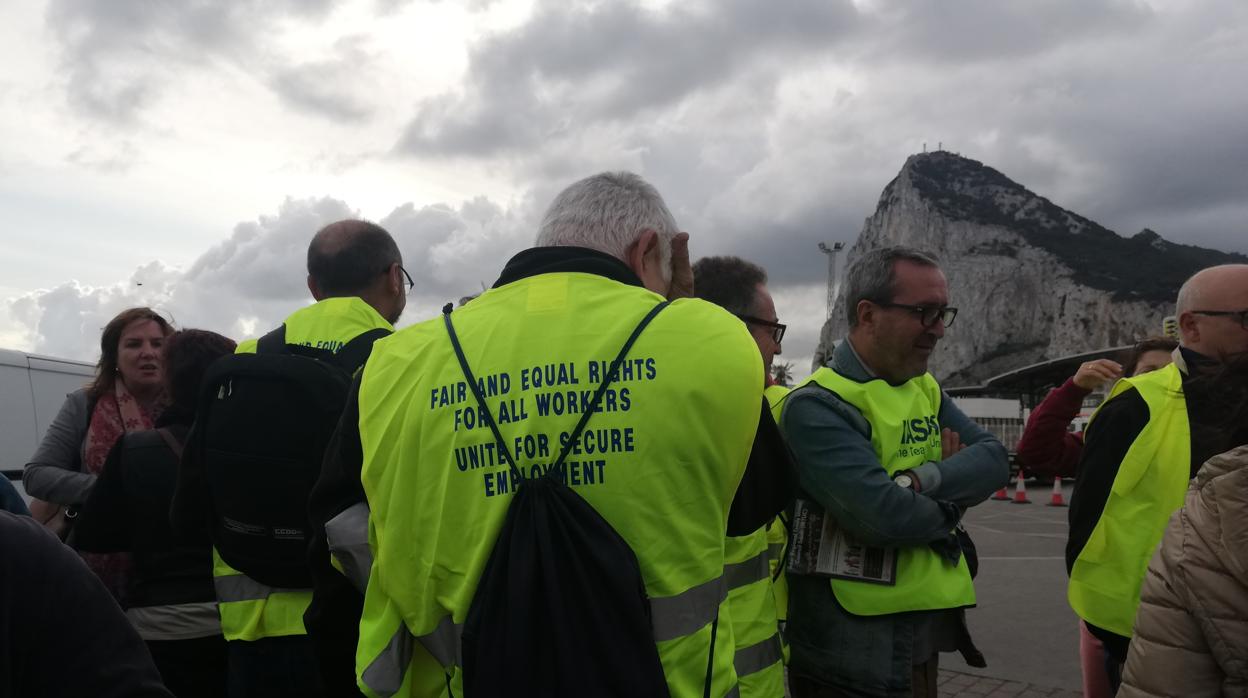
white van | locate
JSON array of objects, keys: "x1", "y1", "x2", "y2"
[{"x1": 0, "y1": 348, "x2": 95, "y2": 493}]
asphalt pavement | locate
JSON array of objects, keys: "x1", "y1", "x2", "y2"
[{"x1": 941, "y1": 480, "x2": 1082, "y2": 692}]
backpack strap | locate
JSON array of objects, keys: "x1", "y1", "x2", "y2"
[
  {"x1": 442, "y1": 305, "x2": 524, "y2": 484},
  {"x1": 543, "y1": 300, "x2": 670, "y2": 480},
  {"x1": 256, "y1": 324, "x2": 288, "y2": 354},
  {"x1": 156, "y1": 427, "x2": 185, "y2": 461},
  {"x1": 256, "y1": 323, "x2": 389, "y2": 373},
  {"x1": 331, "y1": 328, "x2": 392, "y2": 374}
]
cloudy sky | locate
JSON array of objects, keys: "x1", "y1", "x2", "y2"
[{"x1": 2, "y1": 0, "x2": 1246, "y2": 377}]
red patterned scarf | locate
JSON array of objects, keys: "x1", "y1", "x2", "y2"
[{"x1": 80, "y1": 380, "x2": 164, "y2": 602}]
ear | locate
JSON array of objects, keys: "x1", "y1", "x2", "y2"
[
  {"x1": 1178, "y1": 311, "x2": 1200, "y2": 344},
  {"x1": 626, "y1": 230, "x2": 669, "y2": 295},
  {"x1": 855, "y1": 299, "x2": 874, "y2": 328},
  {"x1": 307, "y1": 275, "x2": 325, "y2": 301},
  {"x1": 626, "y1": 230, "x2": 660, "y2": 275},
  {"x1": 386, "y1": 263, "x2": 403, "y2": 296}
]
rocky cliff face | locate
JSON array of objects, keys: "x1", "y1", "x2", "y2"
[{"x1": 816, "y1": 152, "x2": 1247, "y2": 386}]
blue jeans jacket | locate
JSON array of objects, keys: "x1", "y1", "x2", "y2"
[{"x1": 777, "y1": 340, "x2": 1008, "y2": 696}]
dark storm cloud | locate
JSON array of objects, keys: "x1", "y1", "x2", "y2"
[
  {"x1": 46, "y1": 0, "x2": 340, "y2": 125},
  {"x1": 862, "y1": 0, "x2": 1152, "y2": 64},
  {"x1": 388, "y1": 0, "x2": 1247, "y2": 287},
  {"x1": 267, "y1": 37, "x2": 379, "y2": 123},
  {"x1": 35, "y1": 0, "x2": 1248, "y2": 364},
  {"x1": 395, "y1": 0, "x2": 860, "y2": 156}
]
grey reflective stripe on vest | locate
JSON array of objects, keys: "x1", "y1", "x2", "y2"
[
  {"x1": 361, "y1": 623, "x2": 415, "y2": 697},
  {"x1": 734, "y1": 633, "x2": 783, "y2": 677},
  {"x1": 650, "y1": 573, "x2": 728, "y2": 643},
  {"x1": 325, "y1": 502, "x2": 372, "y2": 592},
  {"x1": 767, "y1": 542, "x2": 785, "y2": 561},
  {"x1": 724, "y1": 551, "x2": 770, "y2": 591},
  {"x1": 214, "y1": 574, "x2": 273, "y2": 602},
  {"x1": 416, "y1": 614, "x2": 464, "y2": 668},
  {"x1": 724, "y1": 683, "x2": 741, "y2": 698},
  {"x1": 362, "y1": 580, "x2": 729, "y2": 693},
  {"x1": 214, "y1": 574, "x2": 306, "y2": 603}
]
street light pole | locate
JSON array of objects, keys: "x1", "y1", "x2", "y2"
[{"x1": 817, "y1": 241, "x2": 845, "y2": 319}]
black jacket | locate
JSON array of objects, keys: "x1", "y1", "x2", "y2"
[
  {"x1": 0, "y1": 511, "x2": 172, "y2": 698},
  {"x1": 74, "y1": 408, "x2": 216, "y2": 609}
]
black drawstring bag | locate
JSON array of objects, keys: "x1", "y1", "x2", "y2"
[{"x1": 444, "y1": 301, "x2": 677, "y2": 698}]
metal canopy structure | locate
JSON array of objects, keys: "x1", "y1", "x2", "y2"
[{"x1": 946, "y1": 345, "x2": 1132, "y2": 408}]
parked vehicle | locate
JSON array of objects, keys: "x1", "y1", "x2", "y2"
[{"x1": 0, "y1": 348, "x2": 94, "y2": 496}]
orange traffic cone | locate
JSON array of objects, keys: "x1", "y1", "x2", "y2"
[
  {"x1": 1012, "y1": 469, "x2": 1031, "y2": 504},
  {"x1": 992, "y1": 483, "x2": 1010, "y2": 501},
  {"x1": 1047, "y1": 477, "x2": 1067, "y2": 507}
]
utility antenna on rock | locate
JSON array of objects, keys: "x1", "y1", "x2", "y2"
[{"x1": 817, "y1": 241, "x2": 845, "y2": 319}]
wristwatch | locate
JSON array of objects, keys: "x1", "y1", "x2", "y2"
[{"x1": 893, "y1": 472, "x2": 915, "y2": 490}]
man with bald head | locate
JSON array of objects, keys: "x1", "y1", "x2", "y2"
[
  {"x1": 303, "y1": 220, "x2": 408, "y2": 325},
  {"x1": 1067, "y1": 263, "x2": 1248, "y2": 690},
  {"x1": 173, "y1": 219, "x2": 407, "y2": 697}
]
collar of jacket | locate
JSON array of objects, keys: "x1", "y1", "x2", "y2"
[
  {"x1": 492, "y1": 246, "x2": 644, "y2": 289},
  {"x1": 830, "y1": 337, "x2": 921, "y2": 386},
  {"x1": 834, "y1": 337, "x2": 876, "y2": 383},
  {"x1": 1175, "y1": 345, "x2": 1220, "y2": 379}
]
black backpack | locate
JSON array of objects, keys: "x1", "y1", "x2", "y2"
[
  {"x1": 444, "y1": 301, "x2": 688, "y2": 698},
  {"x1": 187, "y1": 324, "x2": 389, "y2": 589}
]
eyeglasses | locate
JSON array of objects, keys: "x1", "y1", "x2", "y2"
[
  {"x1": 874, "y1": 302, "x2": 958, "y2": 328},
  {"x1": 735, "y1": 314, "x2": 786, "y2": 343},
  {"x1": 388, "y1": 264, "x2": 415, "y2": 295},
  {"x1": 1190, "y1": 309, "x2": 1248, "y2": 330}
]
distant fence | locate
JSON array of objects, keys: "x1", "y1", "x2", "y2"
[{"x1": 975, "y1": 417, "x2": 1025, "y2": 452}]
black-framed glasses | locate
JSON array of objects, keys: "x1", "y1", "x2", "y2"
[
  {"x1": 735, "y1": 314, "x2": 786, "y2": 343},
  {"x1": 1191, "y1": 309, "x2": 1248, "y2": 329},
  {"x1": 874, "y1": 302, "x2": 958, "y2": 328},
  {"x1": 389, "y1": 264, "x2": 415, "y2": 295}
]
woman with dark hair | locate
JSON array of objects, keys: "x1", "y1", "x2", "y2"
[
  {"x1": 75, "y1": 329, "x2": 236, "y2": 698},
  {"x1": 1119, "y1": 353, "x2": 1248, "y2": 696},
  {"x1": 23, "y1": 306, "x2": 173, "y2": 600}
]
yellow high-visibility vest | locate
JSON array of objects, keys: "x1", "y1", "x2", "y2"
[
  {"x1": 1068, "y1": 362, "x2": 1190, "y2": 637},
  {"x1": 724, "y1": 526, "x2": 784, "y2": 697},
  {"x1": 776, "y1": 369, "x2": 975, "y2": 616},
  {"x1": 356, "y1": 271, "x2": 763, "y2": 697}
]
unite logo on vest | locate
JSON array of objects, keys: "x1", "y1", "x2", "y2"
[{"x1": 898, "y1": 414, "x2": 940, "y2": 458}]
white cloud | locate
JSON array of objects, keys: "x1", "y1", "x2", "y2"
[
  {"x1": 4, "y1": 0, "x2": 1248, "y2": 370},
  {"x1": 6, "y1": 194, "x2": 534, "y2": 360}
]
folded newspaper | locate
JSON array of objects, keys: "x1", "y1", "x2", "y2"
[{"x1": 786, "y1": 498, "x2": 898, "y2": 585}]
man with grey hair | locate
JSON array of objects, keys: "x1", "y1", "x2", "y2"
[
  {"x1": 775, "y1": 246, "x2": 1007, "y2": 697},
  {"x1": 339, "y1": 171, "x2": 766, "y2": 696},
  {"x1": 536, "y1": 171, "x2": 684, "y2": 289},
  {"x1": 1067, "y1": 263, "x2": 1248, "y2": 689}
]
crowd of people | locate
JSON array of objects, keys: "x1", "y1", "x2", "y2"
[{"x1": 2, "y1": 170, "x2": 1246, "y2": 698}]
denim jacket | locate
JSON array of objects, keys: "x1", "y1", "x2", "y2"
[{"x1": 777, "y1": 340, "x2": 1008, "y2": 696}]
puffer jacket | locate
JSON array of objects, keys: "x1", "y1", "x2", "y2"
[{"x1": 1119, "y1": 444, "x2": 1248, "y2": 697}]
